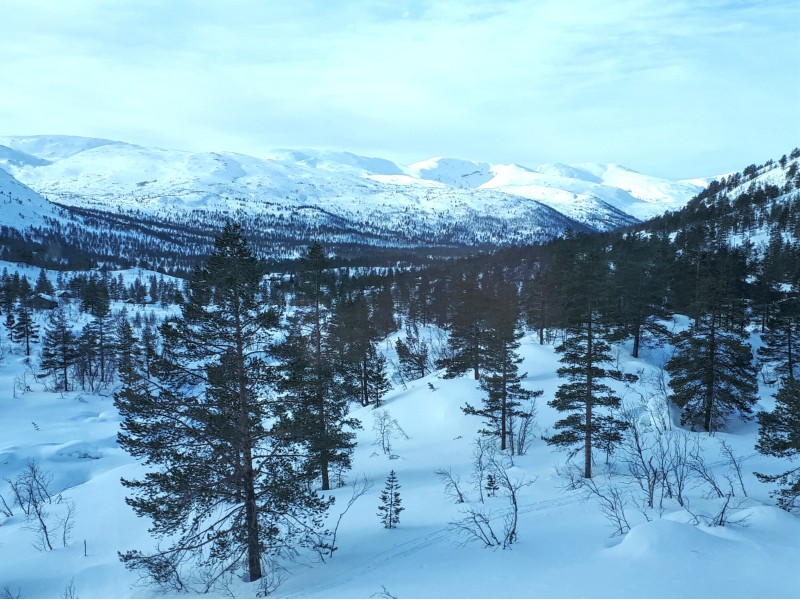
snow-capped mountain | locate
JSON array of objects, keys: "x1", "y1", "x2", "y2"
[
  {"x1": 402, "y1": 156, "x2": 709, "y2": 223},
  {"x1": 0, "y1": 135, "x2": 708, "y2": 255}
]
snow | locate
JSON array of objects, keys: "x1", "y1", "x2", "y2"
[
  {"x1": 0, "y1": 135, "x2": 709, "y2": 239},
  {"x1": 0, "y1": 168, "x2": 61, "y2": 228},
  {"x1": 1, "y1": 296, "x2": 798, "y2": 598},
  {"x1": 0, "y1": 135, "x2": 124, "y2": 161}
]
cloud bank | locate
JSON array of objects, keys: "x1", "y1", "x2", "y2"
[{"x1": 2, "y1": 0, "x2": 798, "y2": 178}]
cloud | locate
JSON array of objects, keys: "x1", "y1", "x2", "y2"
[{"x1": 0, "y1": 0, "x2": 798, "y2": 178}]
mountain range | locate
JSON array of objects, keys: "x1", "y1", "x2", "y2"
[{"x1": 0, "y1": 135, "x2": 710, "y2": 266}]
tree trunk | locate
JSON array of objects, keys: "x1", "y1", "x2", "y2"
[
  {"x1": 236, "y1": 308, "x2": 262, "y2": 582},
  {"x1": 632, "y1": 320, "x2": 641, "y2": 359},
  {"x1": 703, "y1": 316, "x2": 717, "y2": 433},
  {"x1": 584, "y1": 312, "x2": 594, "y2": 479}
]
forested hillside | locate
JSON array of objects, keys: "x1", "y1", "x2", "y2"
[{"x1": 0, "y1": 149, "x2": 799, "y2": 597}]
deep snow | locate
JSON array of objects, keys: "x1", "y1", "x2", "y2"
[{"x1": 0, "y1": 295, "x2": 798, "y2": 598}]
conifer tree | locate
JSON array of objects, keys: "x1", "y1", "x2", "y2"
[
  {"x1": 34, "y1": 268, "x2": 54, "y2": 296},
  {"x1": 114, "y1": 311, "x2": 142, "y2": 381},
  {"x1": 369, "y1": 281, "x2": 396, "y2": 338},
  {"x1": 395, "y1": 322, "x2": 430, "y2": 381},
  {"x1": 463, "y1": 280, "x2": 541, "y2": 453},
  {"x1": 4, "y1": 310, "x2": 15, "y2": 343},
  {"x1": 485, "y1": 473, "x2": 499, "y2": 498},
  {"x1": 378, "y1": 470, "x2": 403, "y2": 529},
  {"x1": 12, "y1": 305, "x2": 39, "y2": 356},
  {"x1": 666, "y1": 247, "x2": 758, "y2": 432},
  {"x1": 543, "y1": 245, "x2": 634, "y2": 478},
  {"x1": 327, "y1": 292, "x2": 389, "y2": 407},
  {"x1": 756, "y1": 379, "x2": 800, "y2": 513},
  {"x1": 758, "y1": 295, "x2": 800, "y2": 383},
  {"x1": 275, "y1": 243, "x2": 360, "y2": 492},
  {"x1": 607, "y1": 233, "x2": 672, "y2": 358},
  {"x1": 438, "y1": 271, "x2": 490, "y2": 379},
  {"x1": 17, "y1": 276, "x2": 32, "y2": 304},
  {"x1": 115, "y1": 224, "x2": 330, "y2": 588},
  {"x1": 75, "y1": 322, "x2": 101, "y2": 391},
  {"x1": 365, "y1": 344, "x2": 391, "y2": 408},
  {"x1": 39, "y1": 309, "x2": 78, "y2": 392}
]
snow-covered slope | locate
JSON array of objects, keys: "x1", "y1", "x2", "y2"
[
  {"x1": 481, "y1": 162, "x2": 708, "y2": 222},
  {"x1": 404, "y1": 156, "x2": 708, "y2": 223},
  {"x1": 0, "y1": 136, "x2": 708, "y2": 249},
  {"x1": 0, "y1": 306, "x2": 798, "y2": 598},
  {"x1": 0, "y1": 167, "x2": 61, "y2": 227}
]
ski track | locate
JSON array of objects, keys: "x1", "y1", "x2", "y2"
[{"x1": 285, "y1": 493, "x2": 584, "y2": 598}]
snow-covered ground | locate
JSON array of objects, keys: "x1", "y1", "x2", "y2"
[{"x1": 1, "y1": 302, "x2": 798, "y2": 598}]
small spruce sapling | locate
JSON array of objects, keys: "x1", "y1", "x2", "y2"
[
  {"x1": 485, "y1": 473, "x2": 500, "y2": 498},
  {"x1": 378, "y1": 470, "x2": 403, "y2": 529}
]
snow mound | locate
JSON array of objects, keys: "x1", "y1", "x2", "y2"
[{"x1": 45, "y1": 441, "x2": 103, "y2": 462}]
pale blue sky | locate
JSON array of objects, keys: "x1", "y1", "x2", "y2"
[{"x1": 2, "y1": 0, "x2": 798, "y2": 178}]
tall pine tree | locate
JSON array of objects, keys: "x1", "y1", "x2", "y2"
[
  {"x1": 463, "y1": 279, "x2": 541, "y2": 454},
  {"x1": 115, "y1": 224, "x2": 330, "y2": 588},
  {"x1": 666, "y1": 246, "x2": 757, "y2": 432},
  {"x1": 39, "y1": 309, "x2": 78, "y2": 392},
  {"x1": 275, "y1": 243, "x2": 359, "y2": 491},
  {"x1": 544, "y1": 245, "x2": 634, "y2": 478}
]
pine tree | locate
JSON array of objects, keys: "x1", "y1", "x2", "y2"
[
  {"x1": 543, "y1": 246, "x2": 634, "y2": 478},
  {"x1": 327, "y1": 292, "x2": 389, "y2": 407},
  {"x1": 34, "y1": 268, "x2": 54, "y2": 296},
  {"x1": 39, "y1": 309, "x2": 78, "y2": 392},
  {"x1": 4, "y1": 310, "x2": 15, "y2": 343},
  {"x1": 667, "y1": 313, "x2": 758, "y2": 432},
  {"x1": 369, "y1": 280, "x2": 396, "y2": 338},
  {"x1": 607, "y1": 233, "x2": 672, "y2": 358},
  {"x1": 758, "y1": 294, "x2": 800, "y2": 383},
  {"x1": 365, "y1": 344, "x2": 391, "y2": 408},
  {"x1": 755, "y1": 379, "x2": 800, "y2": 513},
  {"x1": 75, "y1": 322, "x2": 101, "y2": 391},
  {"x1": 665, "y1": 246, "x2": 757, "y2": 432},
  {"x1": 79, "y1": 273, "x2": 110, "y2": 316},
  {"x1": 378, "y1": 470, "x2": 403, "y2": 529},
  {"x1": 275, "y1": 243, "x2": 360, "y2": 491},
  {"x1": 114, "y1": 312, "x2": 142, "y2": 382},
  {"x1": 12, "y1": 305, "x2": 39, "y2": 356},
  {"x1": 463, "y1": 281, "x2": 541, "y2": 454},
  {"x1": 395, "y1": 323, "x2": 430, "y2": 381},
  {"x1": 274, "y1": 318, "x2": 360, "y2": 491},
  {"x1": 438, "y1": 271, "x2": 490, "y2": 379},
  {"x1": 115, "y1": 224, "x2": 331, "y2": 587}
]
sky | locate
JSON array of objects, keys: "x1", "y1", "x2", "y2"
[{"x1": 1, "y1": 0, "x2": 798, "y2": 179}]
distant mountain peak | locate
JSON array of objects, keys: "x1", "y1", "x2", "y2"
[{"x1": 0, "y1": 134, "x2": 126, "y2": 161}]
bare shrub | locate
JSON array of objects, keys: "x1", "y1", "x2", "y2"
[{"x1": 447, "y1": 440, "x2": 534, "y2": 548}]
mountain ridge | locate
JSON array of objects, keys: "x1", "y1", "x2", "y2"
[{"x1": 0, "y1": 134, "x2": 714, "y2": 271}]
